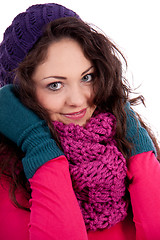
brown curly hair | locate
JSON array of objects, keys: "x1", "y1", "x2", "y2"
[{"x1": 0, "y1": 17, "x2": 159, "y2": 211}]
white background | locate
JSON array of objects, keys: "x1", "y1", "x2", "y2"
[{"x1": 0, "y1": 0, "x2": 159, "y2": 140}]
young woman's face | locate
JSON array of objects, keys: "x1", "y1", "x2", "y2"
[{"x1": 32, "y1": 38, "x2": 96, "y2": 126}]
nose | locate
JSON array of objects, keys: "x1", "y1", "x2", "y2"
[{"x1": 66, "y1": 85, "x2": 87, "y2": 107}]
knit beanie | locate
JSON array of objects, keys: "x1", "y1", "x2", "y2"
[{"x1": 0, "y1": 3, "x2": 79, "y2": 87}]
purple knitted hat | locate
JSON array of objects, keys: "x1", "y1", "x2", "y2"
[{"x1": 0, "y1": 3, "x2": 79, "y2": 87}]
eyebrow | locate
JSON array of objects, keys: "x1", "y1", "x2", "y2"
[
  {"x1": 81, "y1": 66, "x2": 94, "y2": 76},
  {"x1": 42, "y1": 66, "x2": 94, "y2": 81}
]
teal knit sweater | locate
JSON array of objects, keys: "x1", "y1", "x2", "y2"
[{"x1": 125, "y1": 102, "x2": 156, "y2": 156}]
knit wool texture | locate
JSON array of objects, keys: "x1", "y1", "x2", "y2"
[
  {"x1": 0, "y1": 3, "x2": 79, "y2": 87},
  {"x1": 53, "y1": 112, "x2": 128, "y2": 231}
]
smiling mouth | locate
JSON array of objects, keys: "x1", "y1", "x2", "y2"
[{"x1": 62, "y1": 108, "x2": 87, "y2": 119}]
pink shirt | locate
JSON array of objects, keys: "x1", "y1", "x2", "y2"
[{"x1": 0, "y1": 151, "x2": 160, "y2": 240}]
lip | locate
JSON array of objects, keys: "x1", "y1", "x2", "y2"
[{"x1": 62, "y1": 108, "x2": 87, "y2": 120}]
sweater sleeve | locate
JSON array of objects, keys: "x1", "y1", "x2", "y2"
[
  {"x1": 125, "y1": 102, "x2": 156, "y2": 156},
  {"x1": 28, "y1": 155, "x2": 88, "y2": 240},
  {"x1": 127, "y1": 151, "x2": 160, "y2": 240}
]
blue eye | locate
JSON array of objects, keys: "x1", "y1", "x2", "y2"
[
  {"x1": 82, "y1": 73, "x2": 94, "y2": 82},
  {"x1": 48, "y1": 82, "x2": 62, "y2": 91}
]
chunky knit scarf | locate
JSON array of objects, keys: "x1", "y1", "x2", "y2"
[{"x1": 53, "y1": 112, "x2": 128, "y2": 231}]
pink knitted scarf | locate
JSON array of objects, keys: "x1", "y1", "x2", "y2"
[{"x1": 53, "y1": 112, "x2": 128, "y2": 231}]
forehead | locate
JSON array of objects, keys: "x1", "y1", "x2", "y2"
[
  {"x1": 46, "y1": 38, "x2": 90, "y2": 65},
  {"x1": 33, "y1": 38, "x2": 92, "y2": 79}
]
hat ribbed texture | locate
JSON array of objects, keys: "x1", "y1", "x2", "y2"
[{"x1": 0, "y1": 3, "x2": 79, "y2": 87}]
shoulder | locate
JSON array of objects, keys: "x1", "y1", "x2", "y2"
[
  {"x1": 127, "y1": 151, "x2": 160, "y2": 239},
  {"x1": 127, "y1": 151, "x2": 160, "y2": 180}
]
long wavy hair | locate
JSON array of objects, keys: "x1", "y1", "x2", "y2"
[{"x1": 0, "y1": 17, "x2": 159, "y2": 210}]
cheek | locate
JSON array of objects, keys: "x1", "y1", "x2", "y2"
[
  {"x1": 36, "y1": 90, "x2": 64, "y2": 113},
  {"x1": 36, "y1": 90, "x2": 53, "y2": 109},
  {"x1": 36, "y1": 91, "x2": 48, "y2": 109},
  {"x1": 88, "y1": 86, "x2": 95, "y2": 104}
]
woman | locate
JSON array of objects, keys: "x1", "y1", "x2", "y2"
[{"x1": 0, "y1": 3, "x2": 160, "y2": 240}]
